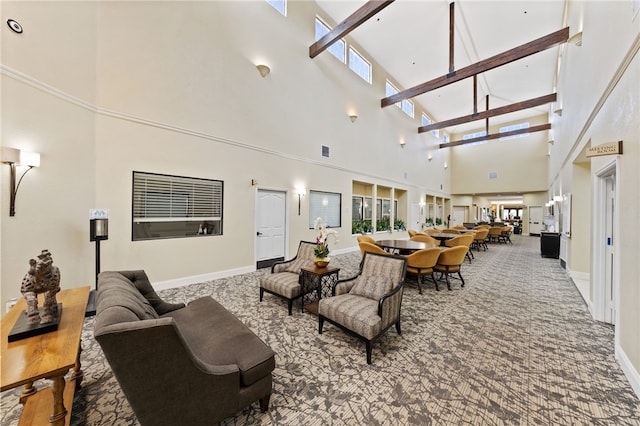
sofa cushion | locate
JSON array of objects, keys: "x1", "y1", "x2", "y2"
[
  {"x1": 349, "y1": 276, "x2": 392, "y2": 300},
  {"x1": 97, "y1": 272, "x2": 159, "y2": 320},
  {"x1": 165, "y1": 297, "x2": 275, "y2": 387}
]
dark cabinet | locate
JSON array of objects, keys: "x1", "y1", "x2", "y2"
[{"x1": 540, "y1": 232, "x2": 560, "y2": 258}]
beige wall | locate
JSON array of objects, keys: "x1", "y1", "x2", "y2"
[
  {"x1": 449, "y1": 114, "x2": 549, "y2": 195},
  {"x1": 1, "y1": 1, "x2": 450, "y2": 301}
]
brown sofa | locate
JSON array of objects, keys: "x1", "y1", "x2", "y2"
[{"x1": 94, "y1": 270, "x2": 275, "y2": 426}]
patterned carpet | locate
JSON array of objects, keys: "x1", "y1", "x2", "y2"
[{"x1": 2, "y1": 235, "x2": 640, "y2": 425}]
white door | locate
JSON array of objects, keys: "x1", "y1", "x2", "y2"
[
  {"x1": 256, "y1": 190, "x2": 286, "y2": 268},
  {"x1": 529, "y1": 206, "x2": 543, "y2": 235},
  {"x1": 604, "y1": 174, "x2": 616, "y2": 324},
  {"x1": 452, "y1": 206, "x2": 466, "y2": 227},
  {"x1": 410, "y1": 203, "x2": 421, "y2": 231}
]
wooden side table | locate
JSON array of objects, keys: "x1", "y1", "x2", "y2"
[
  {"x1": 300, "y1": 265, "x2": 340, "y2": 315},
  {"x1": 1, "y1": 286, "x2": 90, "y2": 426}
]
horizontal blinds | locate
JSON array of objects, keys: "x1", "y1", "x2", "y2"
[
  {"x1": 309, "y1": 191, "x2": 341, "y2": 228},
  {"x1": 133, "y1": 172, "x2": 222, "y2": 221}
]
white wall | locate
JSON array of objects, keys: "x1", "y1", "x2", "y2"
[{"x1": 549, "y1": 1, "x2": 640, "y2": 395}]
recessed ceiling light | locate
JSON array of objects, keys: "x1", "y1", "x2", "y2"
[{"x1": 7, "y1": 19, "x2": 23, "y2": 34}]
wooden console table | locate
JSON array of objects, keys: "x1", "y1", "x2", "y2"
[{"x1": 1, "y1": 286, "x2": 90, "y2": 426}]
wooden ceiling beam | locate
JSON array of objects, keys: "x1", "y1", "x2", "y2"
[
  {"x1": 381, "y1": 27, "x2": 569, "y2": 108},
  {"x1": 418, "y1": 93, "x2": 557, "y2": 133},
  {"x1": 438, "y1": 123, "x2": 551, "y2": 148},
  {"x1": 309, "y1": 0, "x2": 395, "y2": 59}
]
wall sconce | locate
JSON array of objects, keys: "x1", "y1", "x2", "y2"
[
  {"x1": 399, "y1": 139, "x2": 406, "y2": 148},
  {"x1": 1, "y1": 147, "x2": 41, "y2": 216},
  {"x1": 419, "y1": 200, "x2": 426, "y2": 215},
  {"x1": 427, "y1": 153, "x2": 433, "y2": 161},
  {"x1": 256, "y1": 64, "x2": 271, "y2": 78},
  {"x1": 444, "y1": 162, "x2": 448, "y2": 169},
  {"x1": 568, "y1": 31, "x2": 583, "y2": 47},
  {"x1": 349, "y1": 114, "x2": 358, "y2": 123},
  {"x1": 296, "y1": 187, "x2": 306, "y2": 216}
]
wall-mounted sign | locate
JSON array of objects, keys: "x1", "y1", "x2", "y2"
[{"x1": 586, "y1": 140, "x2": 623, "y2": 158}]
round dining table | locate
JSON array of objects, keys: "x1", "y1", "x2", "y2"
[
  {"x1": 376, "y1": 239, "x2": 439, "y2": 254},
  {"x1": 428, "y1": 233, "x2": 460, "y2": 246}
]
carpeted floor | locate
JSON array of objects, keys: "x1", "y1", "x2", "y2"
[{"x1": 2, "y1": 235, "x2": 640, "y2": 425}]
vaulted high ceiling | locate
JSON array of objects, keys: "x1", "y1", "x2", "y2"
[{"x1": 314, "y1": 0, "x2": 567, "y2": 139}]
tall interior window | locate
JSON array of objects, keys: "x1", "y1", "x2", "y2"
[
  {"x1": 499, "y1": 122, "x2": 530, "y2": 141},
  {"x1": 132, "y1": 171, "x2": 223, "y2": 240},
  {"x1": 265, "y1": 0, "x2": 286, "y2": 15},
  {"x1": 315, "y1": 18, "x2": 345, "y2": 63},
  {"x1": 348, "y1": 47, "x2": 372, "y2": 83}
]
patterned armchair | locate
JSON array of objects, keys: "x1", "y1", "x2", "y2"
[
  {"x1": 318, "y1": 252, "x2": 407, "y2": 364},
  {"x1": 259, "y1": 241, "x2": 316, "y2": 315}
]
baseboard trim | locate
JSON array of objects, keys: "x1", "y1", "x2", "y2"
[
  {"x1": 617, "y1": 345, "x2": 640, "y2": 400},
  {"x1": 153, "y1": 265, "x2": 256, "y2": 291},
  {"x1": 153, "y1": 246, "x2": 361, "y2": 291}
]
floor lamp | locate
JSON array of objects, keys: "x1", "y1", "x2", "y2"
[{"x1": 86, "y1": 218, "x2": 108, "y2": 317}]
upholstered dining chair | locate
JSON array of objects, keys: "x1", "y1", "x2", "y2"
[
  {"x1": 259, "y1": 241, "x2": 316, "y2": 315},
  {"x1": 445, "y1": 234, "x2": 475, "y2": 263},
  {"x1": 404, "y1": 247, "x2": 442, "y2": 293},
  {"x1": 318, "y1": 252, "x2": 407, "y2": 364},
  {"x1": 358, "y1": 241, "x2": 388, "y2": 256},
  {"x1": 433, "y1": 246, "x2": 469, "y2": 290},
  {"x1": 356, "y1": 235, "x2": 376, "y2": 245},
  {"x1": 472, "y1": 229, "x2": 489, "y2": 251},
  {"x1": 500, "y1": 226, "x2": 513, "y2": 244},
  {"x1": 441, "y1": 229, "x2": 461, "y2": 234},
  {"x1": 407, "y1": 229, "x2": 418, "y2": 238},
  {"x1": 488, "y1": 226, "x2": 504, "y2": 243},
  {"x1": 410, "y1": 234, "x2": 439, "y2": 245}
]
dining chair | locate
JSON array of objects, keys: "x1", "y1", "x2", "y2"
[
  {"x1": 445, "y1": 234, "x2": 475, "y2": 262},
  {"x1": 404, "y1": 247, "x2": 442, "y2": 293},
  {"x1": 356, "y1": 235, "x2": 376, "y2": 245},
  {"x1": 488, "y1": 226, "x2": 503, "y2": 243},
  {"x1": 441, "y1": 229, "x2": 461, "y2": 234},
  {"x1": 434, "y1": 246, "x2": 469, "y2": 291},
  {"x1": 358, "y1": 241, "x2": 388, "y2": 256},
  {"x1": 471, "y1": 229, "x2": 489, "y2": 251},
  {"x1": 410, "y1": 234, "x2": 438, "y2": 245}
]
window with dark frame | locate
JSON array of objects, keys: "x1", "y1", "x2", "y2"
[{"x1": 132, "y1": 171, "x2": 223, "y2": 241}]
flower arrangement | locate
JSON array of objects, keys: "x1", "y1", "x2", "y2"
[{"x1": 313, "y1": 217, "x2": 339, "y2": 259}]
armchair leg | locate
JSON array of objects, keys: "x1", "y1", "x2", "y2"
[
  {"x1": 458, "y1": 272, "x2": 465, "y2": 288},
  {"x1": 417, "y1": 272, "x2": 423, "y2": 294},
  {"x1": 259, "y1": 394, "x2": 271, "y2": 412},
  {"x1": 259, "y1": 288, "x2": 264, "y2": 302},
  {"x1": 318, "y1": 316, "x2": 324, "y2": 334},
  {"x1": 287, "y1": 300, "x2": 293, "y2": 316},
  {"x1": 366, "y1": 342, "x2": 373, "y2": 365},
  {"x1": 431, "y1": 272, "x2": 439, "y2": 291},
  {"x1": 395, "y1": 320, "x2": 401, "y2": 335}
]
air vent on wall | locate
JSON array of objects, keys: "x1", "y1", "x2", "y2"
[
  {"x1": 488, "y1": 171, "x2": 498, "y2": 180},
  {"x1": 322, "y1": 145, "x2": 330, "y2": 158}
]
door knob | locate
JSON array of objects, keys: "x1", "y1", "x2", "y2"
[{"x1": 256, "y1": 232, "x2": 263, "y2": 236}]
